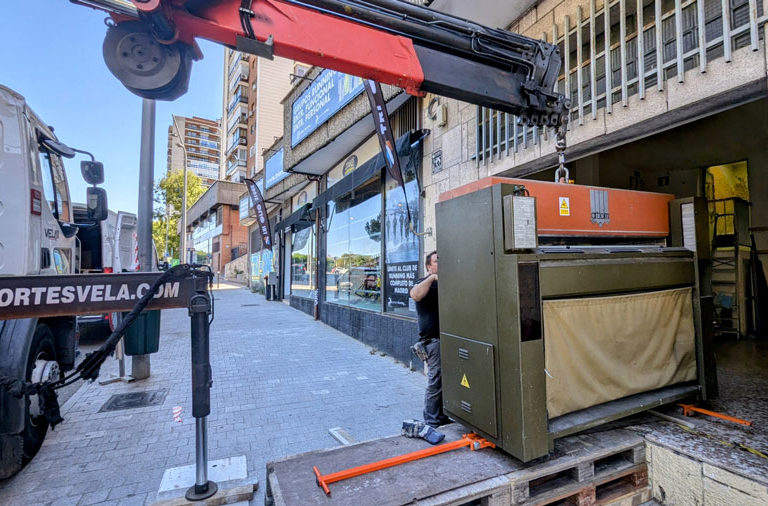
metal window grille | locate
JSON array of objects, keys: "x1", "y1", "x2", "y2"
[{"x1": 475, "y1": 0, "x2": 766, "y2": 162}]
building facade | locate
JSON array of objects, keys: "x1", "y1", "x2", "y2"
[
  {"x1": 222, "y1": 49, "x2": 250, "y2": 183},
  {"x1": 239, "y1": 64, "x2": 425, "y2": 367},
  {"x1": 186, "y1": 181, "x2": 250, "y2": 272},
  {"x1": 242, "y1": 0, "x2": 768, "y2": 366},
  {"x1": 420, "y1": 0, "x2": 768, "y2": 338},
  {"x1": 166, "y1": 115, "x2": 221, "y2": 186}
]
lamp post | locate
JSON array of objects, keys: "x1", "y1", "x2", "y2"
[{"x1": 173, "y1": 117, "x2": 189, "y2": 263}]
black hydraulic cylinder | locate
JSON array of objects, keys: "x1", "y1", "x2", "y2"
[
  {"x1": 282, "y1": 0, "x2": 549, "y2": 72},
  {"x1": 186, "y1": 289, "x2": 217, "y2": 501},
  {"x1": 189, "y1": 294, "x2": 212, "y2": 418}
]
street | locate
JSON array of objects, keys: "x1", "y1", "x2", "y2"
[{"x1": 0, "y1": 284, "x2": 425, "y2": 505}]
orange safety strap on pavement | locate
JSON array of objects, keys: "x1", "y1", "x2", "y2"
[
  {"x1": 312, "y1": 433, "x2": 495, "y2": 496},
  {"x1": 678, "y1": 404, "x2": 753, "y2": 427}
]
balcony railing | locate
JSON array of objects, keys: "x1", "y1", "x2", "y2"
[
  {"x1": 227, "y1": 92, "x2": 249, "y2": 115},
  {"x1": 475, "y1": 0, "x2": 765, "y2": 163},
  {"x1": 227, "y1": 51, "x2": 244, "y2": 76},
  {"x1": 226, "y1": 134, "x2": 247, "y2": 155},
  {"x1": 227, "y1": 111, "x2": 247, "y2": 133}
]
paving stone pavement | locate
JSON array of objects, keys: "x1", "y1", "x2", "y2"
[{"x1": 0, "y1": 284, "x2": 426, "y2": 505}]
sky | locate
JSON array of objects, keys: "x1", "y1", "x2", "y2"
[{"x1": 0, "y1": 1, "x2": 224, "y2": 214}]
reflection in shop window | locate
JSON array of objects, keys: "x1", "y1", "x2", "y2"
[
  {"x1": 325, "y1": 178, "x2": 382, "y2": 312},
  {"x1": 291, "y1": 225, "x2": 316, "y2": 298}
]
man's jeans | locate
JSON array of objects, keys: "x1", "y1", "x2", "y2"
[{"x1": 423, "y1": 339, "x2": 449, "y2": 427}]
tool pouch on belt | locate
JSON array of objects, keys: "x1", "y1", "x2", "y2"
[{"x1": 410, "y1": 340, "x2": 429, "y2": 361}]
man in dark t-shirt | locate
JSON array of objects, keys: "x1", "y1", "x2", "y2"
[{"x1": 410, "y1": 250, "x2": 450, "y2": 428}]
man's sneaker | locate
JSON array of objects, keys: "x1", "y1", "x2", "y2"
[{"x1": 418, "y1": 425, "x2": 445, "y2": 445}]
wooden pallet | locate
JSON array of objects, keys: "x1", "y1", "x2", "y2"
[{"x1": 265, "y1": 425, "x2": 650, "y2": 506}]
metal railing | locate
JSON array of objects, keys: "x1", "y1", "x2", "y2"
[{"x1": 475, "y1": 0, "x2": 765, "y2": 164}]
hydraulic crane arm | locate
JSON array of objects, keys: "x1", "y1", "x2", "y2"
[{"x1": 73, "y1": 0, "x2": 569, "y2": 127}]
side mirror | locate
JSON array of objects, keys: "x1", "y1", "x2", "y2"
[
  {"x1": 87, "y1": 187, "x2": 108, "y2": 221},
  {"x1": 81, "y1": 161, "x2": 105, "y2": 185},
  {"x1": 59, "y1": 222, "x2": 79, "y2": 238}
]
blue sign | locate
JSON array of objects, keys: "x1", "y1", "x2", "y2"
[
  {"x1": 265, "y1": 148, "x2": 288, "y2": 189},
  {"x1": 291, "y1": 69, "x2": 364, "y2": 147}
]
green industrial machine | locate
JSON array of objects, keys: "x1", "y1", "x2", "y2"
[{"x1": 436, "y1": 179, "x2": 715, "y2": 462}]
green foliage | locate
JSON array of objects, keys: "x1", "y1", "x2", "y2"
[
  {"x1": 365, "y1": 214, "x2": 381, "y2": 242},
  {"x1": 152, "y1": 169, "x2": 207, "y2": 260}
]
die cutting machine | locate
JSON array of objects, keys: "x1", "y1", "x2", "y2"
[{"x1": 436, "y1": 177, "x2": 716, "y2": 461}]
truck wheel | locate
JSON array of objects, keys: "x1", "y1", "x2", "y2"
[
  {"x1": 0, "y1": 435, "x2": 23, "y2": 480},
  {"x1": 22, "y1": 324, "x2": 58, "y2": 465}
]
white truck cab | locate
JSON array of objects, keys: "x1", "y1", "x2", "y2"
[{"x1": 0, "y1": 84, "x2": 108, "y2": 479}]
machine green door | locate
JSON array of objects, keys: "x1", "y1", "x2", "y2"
[{"x1": 441, "y1": 334, "x2": 498, "y2": 438}]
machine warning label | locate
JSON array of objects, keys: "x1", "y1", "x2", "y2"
[
  {"x1": 460, "y1": 374, "x2": 470, "y2": 389},
  {"x1": 559, "y1": 197, "x2": 570, "y2": 216}
]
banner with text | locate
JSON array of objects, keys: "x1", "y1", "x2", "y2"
[{"x1": 245, "y1": 178, "x2": 273, "y2": 250}]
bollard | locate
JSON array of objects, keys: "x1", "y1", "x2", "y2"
[{"x1": 186, "y1": 291, "x2": 218, "y2": 501}]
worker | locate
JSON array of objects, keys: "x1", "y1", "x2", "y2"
[{"x1": 410, "y1": 251, "x2": 451, "y2": 430}]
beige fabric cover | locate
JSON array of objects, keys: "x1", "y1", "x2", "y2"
[{"x1": 543, "y1": 287, "x2": 697, "y2": 418}]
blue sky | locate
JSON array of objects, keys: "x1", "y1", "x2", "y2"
[{"x1": 1, "y1": 1, "x2": 224, "y2": 213}]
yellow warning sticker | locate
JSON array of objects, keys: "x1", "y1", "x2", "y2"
[
  {"x1": 460, "y1": 374, "x2": 470, "y2": 389},
  {"x1": 559, "y1": 197, "x2": 570, "y2": 216}
]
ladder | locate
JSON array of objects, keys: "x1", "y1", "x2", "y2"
[{"x1": 710, "y1": 198, "x2": 750, "y2": 338}]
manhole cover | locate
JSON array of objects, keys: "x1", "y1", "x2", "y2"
[
  {"x1": 99, "y1": 389, "x2": 168, "y2": 412},
  {"x1": 241, "y1": 304, "x2": 260, "y2": 307}
]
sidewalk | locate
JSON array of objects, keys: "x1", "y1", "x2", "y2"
[{"x1": 0, "y1": 286, "x2": 426, "y2": 505}]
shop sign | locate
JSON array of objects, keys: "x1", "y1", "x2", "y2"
[
  {"x1": 265, "y1": 148, "x2": 288, "y2": 189},
  {"x1": 245, "y1": 178, "x2": 273, "y2": 249},
  {"x1": 291, "y1": 69, "x2": 364, "y2": 147},
  {"x1": 432, "y1": 149, "x2": 443, "y2": 174}
]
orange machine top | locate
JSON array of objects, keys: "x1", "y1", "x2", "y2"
[{"x1": 439, "y1": 177, "x2": 674, "y2": 237}]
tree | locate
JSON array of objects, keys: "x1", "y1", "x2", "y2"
[{"x1": 152, "y1": 169, "x2": 206, "y2": 260}]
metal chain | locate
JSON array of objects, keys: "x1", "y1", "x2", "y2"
[{"x1": 554, "y1": 120, "x2": 569, "y2": 183}]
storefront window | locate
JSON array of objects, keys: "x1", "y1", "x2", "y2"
[
  {"x1": 291, "y1": 225, "x2": 316, "y2": 298},
  {"x1": 325, "y1": 178, "x2": 382, "y2": 311},
  {"x1": 383, "y1": 147, "x2": 420, "y2": 316}
]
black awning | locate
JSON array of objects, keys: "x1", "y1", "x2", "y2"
[
  {"x1": 311, "y1": 129, "x2": 429, "y2": 211},
  {"x1": 275, "y1": 203, "x2": 315, "y2": 233}
]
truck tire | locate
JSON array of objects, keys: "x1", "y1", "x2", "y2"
[
  {"x1": 21, "y1": 324, "x2": 57, "y2": 465},
  {"x1": 0, "y1": 435, "x2": 23, "y2": 480}
]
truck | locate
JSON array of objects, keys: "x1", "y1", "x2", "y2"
[
  {"x1": 73, "y1": 206, "x2": 141, "y2": 335},
  {"x1": 0, "y1": 84, "x2": 108, "y2": 479}
]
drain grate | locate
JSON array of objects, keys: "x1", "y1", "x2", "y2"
[
  {"x1": 241, "y1": 304, "x2": 260, "y2": 307},
  {"x1": 99, "y1": 389, "x2": 168, "y2": 412}
]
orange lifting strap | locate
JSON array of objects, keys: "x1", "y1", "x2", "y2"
[{"x1": 312, "y1": 433, "x2": 495, "y2": 496}]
